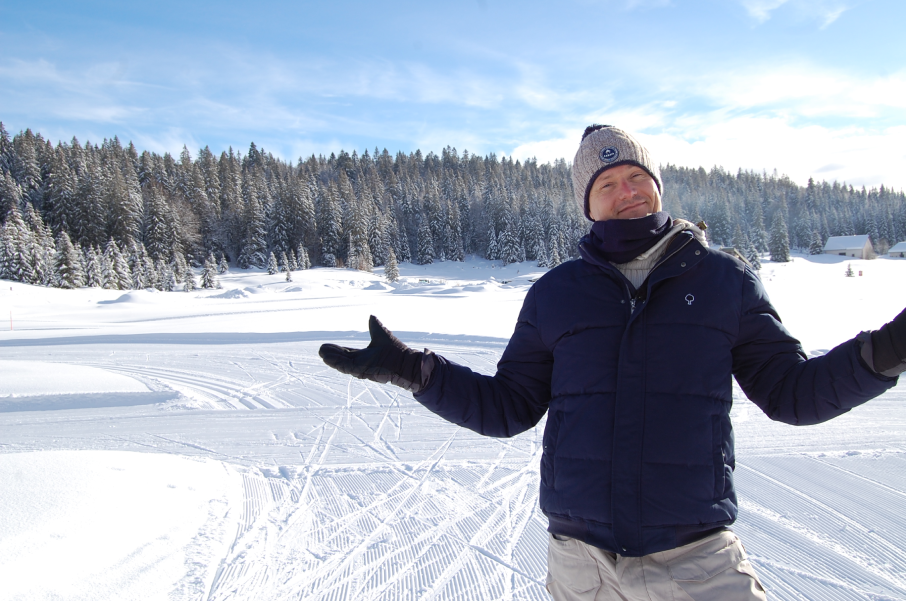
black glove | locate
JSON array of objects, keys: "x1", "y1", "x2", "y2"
[
  {"x1": 319, "y1": 315, "x2": 426, "y2": 392},
  {"x1": 870, "y1": 307, "x2": 906, "y2": 375}
]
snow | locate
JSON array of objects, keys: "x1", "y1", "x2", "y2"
[
  {"x1": 823, "y1": 235, "x2": 871, "y2": 252},
  {"x1": 0, "y1": 360, "x2": 150, "y2": 397},
  {"x1": 0, "y1": 451, "x2": 241, "y2": 601},
  {"x1": 1, "y1": 253, "x2": 905, "y2": 601}
]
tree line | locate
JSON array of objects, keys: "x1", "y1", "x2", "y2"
[{"x1": 1, "y1": 122, "x2": 904, "y2": 289}]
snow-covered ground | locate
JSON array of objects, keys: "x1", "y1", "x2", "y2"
[{"x1": 1, "y1": 253, "x2": 905, "y2": 601}]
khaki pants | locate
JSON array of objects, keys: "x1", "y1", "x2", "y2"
[{"x1": 545, "y1": 529, "x2": 767, "y2": 601}]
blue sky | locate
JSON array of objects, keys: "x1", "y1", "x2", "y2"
[{"x1": 2, "y1": 0, "x2": 904, "y2": 189}]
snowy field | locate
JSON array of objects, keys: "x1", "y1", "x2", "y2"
[{"x1": 1, "y1": 253, "x2": 905, "y2": 601}]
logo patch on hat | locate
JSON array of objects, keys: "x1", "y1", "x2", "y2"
[{"x1": 599, "y1": 146, "x2": 619, "y2": 163}]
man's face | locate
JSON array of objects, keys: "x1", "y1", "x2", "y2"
[{"x1": 587, "y1": 164, "x2": 661, "y2": 221}]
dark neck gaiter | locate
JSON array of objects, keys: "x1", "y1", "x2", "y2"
[{"x1": 583, "y1": 212, "x2": 672, "y2": 264}]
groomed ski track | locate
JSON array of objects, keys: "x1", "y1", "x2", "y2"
[{"x1": 2, "y1": 336, "x2": 905, "y2": 601}]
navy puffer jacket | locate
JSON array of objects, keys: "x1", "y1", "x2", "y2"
[{"x1": 414, "y1": 231, "x2": 896, "y2": 556}]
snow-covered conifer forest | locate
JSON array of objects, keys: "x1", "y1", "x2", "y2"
[{"x1": 1, "y1": 122, "x2": 905, "y2": 289}]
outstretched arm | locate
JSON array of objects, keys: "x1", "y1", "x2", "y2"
[
  {"x1": 318, "y1": 289, "x2": 553, "y2": 438},
  {"x1": 732, "y1": 266, "x2": 899, "y2": 426},
  {"x1": 413, "y1": 287, "x2": 553, "y2": 438}
]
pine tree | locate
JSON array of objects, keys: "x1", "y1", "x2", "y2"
[
  {"x1": 184, "y1": 268, "x2": 197, "y2": 291},
  {"x1": 297, "y1": 244, "x2": 311, "y2": 269},
  {"x1": 346, "y1": 233, "x2": 357, "y2": 271},
  {"x1": 129, "y1": 241, "x2": 148, "y2": 289},
  {"x1": 393, "y1": 216, "x2": 411, "y2": 264},
  {"x1": 22, "y1": 202, "x2": 55, "y2": 286},
  {"x1": 104, "y1": 239, "x2": 132, "y2": 290},
  {"x1": 0, "y1": 170, "x2": 22, "y2": 225},
  {"x1": 0, "y1": 122, "x2": 13, "y2": 176},
  {"x1": 11, "y1": 130, "x2": 43, "y2": 208},
  {"x1": 769, "y1": 211, "x2": 791, "y2": 263},
  {"x1": 73, "y1": 155, "x2": 106, "y2": 249},
  {"x1": 0, "y1": 207, "x2": 36, "y2": 283},
  {"x1": 499, "y1": 208, "x2": 522, "y2": 266},
  {"x1": 844, "y1": 263, "x2": 855, "y2": 277},
  {"x1": 288, "y1": 249, "x2": 298, "y2": 271},
  {"x1": 170, "y1": 252, "x2": 188, "y2": 284},
  {"x1": 548, "y1": 234, "x2": 562, "y2": 267},
  {"x1": 267, "y1": 251, "x2": 278, "y2": 275},
  {"x1": 369, "y1": 212, "x2": 390, "y2": 266},
  {"x1": 417, "y1": 217, "x2": 434, "y2": 265},
  {"x1": 445, "y1": 202, "x2": 465, "y2": 262},
  {"x1": 808, "y1": 230, "x2": 824, "y2": 255},
  {"x1": 53, "y1": 231, "x2": 85, "y2": 288},
  {"x1": 157, "y1": 260, "x2": 176, "y2": 291},
  {"x1": 751, "y1": 200, "x2": 768, "y2": 253},
  {"x1": 201, "y1": 254, "x2": 220, "y2": 289},
  {"x1": 0, "y1": 219, "x2": 19, "y2": 282},
  {"x1": 536, "y1": 240, "x2": 549, "y2": 268},
  {"x1": 218, "y1": 254, "x2": 229, "y2": 273},
  {"x1": 385, "y1": 247, "x2": 400, "y2": 283},
  {"x1": 746, "y1": 246, "x2": 762, "y2": 271},
  {"x1": 347, "y1": 202, "x2": 373, "y2": 271},
  {"x1": 107, "y1": 165, "x2": 142, "y2": 247},
  {"x1": 486, "y1": 225, "x2": 498, "y2": 260},
  {"x1": 237, "y1": 174, "x2": 268, "y2": 269},
  {"x1": 143, "y1": 254, "x2": 158, "y2": 290},
  {"x1": 318, "y1": 182, "x2": 343, "y2": 265},
  {"x1": 144, "y1": 183, "x2": 177, "y2": 261},
  {"x1": 85, "y1": 246, "x2": 104, "y2": 287}
]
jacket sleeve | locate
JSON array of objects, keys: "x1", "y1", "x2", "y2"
[
  {"x1": 413, "y1": 286, "x2": 553, "y2": 438},
  {"x1": 732, "y1": 265, "x2": 897, "y2": 426}
]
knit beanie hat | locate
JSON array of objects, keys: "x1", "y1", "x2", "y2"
[{"x1": 571, "y1": 125, "x2": 662, "y2": 221}]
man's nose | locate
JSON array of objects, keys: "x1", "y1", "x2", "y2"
[{"x1": 616, "y1": 179, "x2": 635, "y2": 198}]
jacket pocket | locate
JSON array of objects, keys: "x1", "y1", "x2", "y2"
[
  {"x1": 541, "y1": 409, "x2": 562, "y2": 489},
  {"x1": 711, "y1": 415, "x2": 725, "y2": 500}
]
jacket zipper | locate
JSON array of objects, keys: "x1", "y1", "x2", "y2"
[{"x1": 627, "y1": 234, "x2": 695, "y2": 315}]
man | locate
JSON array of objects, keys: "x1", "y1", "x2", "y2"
[{"x1": 319, "y1": 125, "x2": 906, "y2": 600}]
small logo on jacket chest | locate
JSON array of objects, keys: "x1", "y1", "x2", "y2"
[{"x1": 685, "y1": 294, "x2": 695, "y2": 305}]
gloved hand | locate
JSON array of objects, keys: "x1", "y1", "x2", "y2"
[
  {"x1": 870, "y1": 307, "x2": 906, "y2": 375},
  {"x1": 319, "y1": 315, "x2": 427, "y2": 392}
]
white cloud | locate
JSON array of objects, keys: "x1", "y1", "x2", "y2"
[
  {"x1": 510, "y1": 111, "x2": 906, "y2": 191},
  {"x1": 740, "y1": 0, "x2": 789, "y2": 22},
  {"x1": 738, "y1": 0, "x2": 853, "y2": 27},
  {"x1": 509, "y1": 133, "x2": 582, "y2": 165},
  {"x1": 698, "y1": 63, "x2": 906, "y2": 115}
]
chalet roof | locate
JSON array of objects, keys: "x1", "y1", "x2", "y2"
[
  {"x1": 823, "y1": 235, "x2": 871, "y2": 251},
  {"x1": 889, "y1": 241, "x2": 906, "y2": 253}
]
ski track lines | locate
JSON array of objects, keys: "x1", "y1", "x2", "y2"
[
  {"x1": 5, "y1": 341, "x2": 906, "y2": 600},
  {"x1": 99, "y1": 363, "x2": 282, "y2": 410},
  {"x1": 82, "y1": 348, "x2": 343, "y2": 411},
  {"x1": 201, "y1": 450, "x2": 550, "y2": 600},
  {"x1": 734, "y1": 455, "x2": 906, "y2": 600}
]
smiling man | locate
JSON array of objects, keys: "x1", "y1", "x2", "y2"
[{"x1": 320, "y1": 125, "x2": 906, "y2": 600}]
